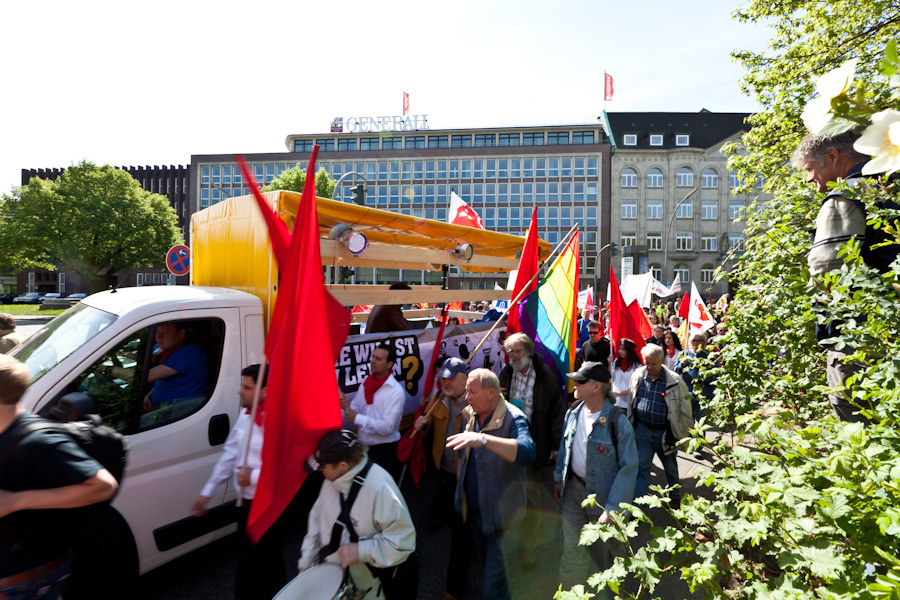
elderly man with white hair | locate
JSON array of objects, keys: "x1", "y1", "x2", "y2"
[{"x1": 628, "y1": 344, "x2": 692, "y2": 508}]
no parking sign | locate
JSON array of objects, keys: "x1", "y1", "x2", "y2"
[{"x1": 166, "y1": 245, "x2": 191, "y2": 276}]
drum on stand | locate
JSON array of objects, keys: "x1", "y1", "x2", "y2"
[{"x1": 273, "y1": 563, "x2": 345, "y2": 600}]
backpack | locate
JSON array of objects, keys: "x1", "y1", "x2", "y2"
[{"x1": 606, "y1": 405, "x2": 625, "y2": 464}]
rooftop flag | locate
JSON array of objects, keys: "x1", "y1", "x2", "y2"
[
  {"x1": 519, "y1": 230, "x2": 580, "y2": 395},
  {"x1": 448, "y1": 191, "x2": 485, "y2": 230},
  {"x1": 403, "y1": 91, "x2": 410, "y2": 115},
  {"x1": 605, "y1": 73, "x2": 614, "y2": 102}
]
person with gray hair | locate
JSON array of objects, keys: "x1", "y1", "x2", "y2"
[
  {"x1": 0, "y1": 314, "x2": 24, "y2": 354},
  {"x1": 628, "y1": 343, "x2": 692, "y2": 508},
  {"x1": 792, "y1": 131, "x2": 899, "y2": 422},
  {"x1": 446, "y1": 368, "x2": 535, "y2": 600}
]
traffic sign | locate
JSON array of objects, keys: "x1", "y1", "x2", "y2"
[{"x1": 166, "y1": 245, "x2": 191, "y2": 276}]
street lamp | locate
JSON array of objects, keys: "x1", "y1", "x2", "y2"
[
  {"x1": 331, "y1": 171, "x2": 367, "y2": 205},
  {"x1": 662, "y1": 187, "x2": 698, "y2": 286},
  {"x1": 592, "y1": 243, "x2": 612, "y2": 305}
]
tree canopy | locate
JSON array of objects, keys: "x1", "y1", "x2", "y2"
[
  {"x1": 261, "y1": 165, "x2": 336, "y2": 198},
  {"x1": 0, "y1": 161, "x2": 182, "y2": 292}
]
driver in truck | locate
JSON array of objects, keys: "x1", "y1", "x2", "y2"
[{"x1": 144, "y1": 322, "x2": 209, "y2": 410}]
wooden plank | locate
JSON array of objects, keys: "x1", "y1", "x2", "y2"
[
  {"x1": 328, "y1": 286, "x2": 511, "y2": 306},
  {"x1": 320, "y1": 239, "x2": 519, "y2": 271}
]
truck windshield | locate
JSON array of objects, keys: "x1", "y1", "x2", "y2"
[{"x1": 11, "y1": 303, "x2": 117, "y2": 382}]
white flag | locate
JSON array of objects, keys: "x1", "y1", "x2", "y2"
[
  {"x1": 577, "y1": 286, "x2": 594, "y2": 311},
  {"x1": 688, "y1": 282, "x2": 716, "y2": 337},
  {"x1": 448, "y1": 191, "x2": 485, "y2": 229},
  {"x1": 491, "y1": 283, "x2": 509, "y2": 311},
  {"x1": 668, "y1": 273, "x2": 682, "y2": 296}
]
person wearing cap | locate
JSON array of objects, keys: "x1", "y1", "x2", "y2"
[
  {"x1": 498, "y1": 332, "x2": 564, "y2": 567},
  {"x1": 554, "y1": 362, "x2": 638, "y2": 594},
  {"x1": 414, "y1": 357, "x2": 473, "y2": 600},
  {"x1": 299, "y1": 430, "x2": 416, "y2": 600},
  {"x1": 447, "y1": 368, "x2": 535, "y2": 600},
  {"x1": 341, "y1": 340, "x2": 405, "y2": 480},
  {"x1": 629, "y1": 344, "x2": 692, "y2": 508}
]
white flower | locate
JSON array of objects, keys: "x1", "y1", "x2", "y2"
[
  {"x1": 801, "y1": 59, "x2": 858, "y2": 134},
  {"x1": 854, "y1": 109, "x2": 900, "y2": 175}
]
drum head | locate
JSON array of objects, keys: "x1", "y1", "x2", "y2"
[{"x1": 273, "y1": 563, "x2": 344, "y2": 600}]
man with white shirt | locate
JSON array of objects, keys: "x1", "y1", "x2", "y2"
[
  {"x1": 192, "y1": 363, "x2": 283, "y2": 600},
  {"x1": 342, "y1": 341, "x2": 405, "y2": 480},
  {"x1": 554, "y1": 362, "x2": 638, "y2": 595}
]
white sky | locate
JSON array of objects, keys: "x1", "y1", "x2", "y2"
[{"x1": 0, "y1": 0, "x2": 770, "y2": 194}]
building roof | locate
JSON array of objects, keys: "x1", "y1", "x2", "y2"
[{"x1": 605, "y1": 111, "x2": 750, "y2": 150}]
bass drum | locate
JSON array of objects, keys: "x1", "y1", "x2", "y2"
[{"x1": 273, "y1": 563, "x2": 345, "y2": 600}]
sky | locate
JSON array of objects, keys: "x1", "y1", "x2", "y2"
[{"x1": 0, "y1": 0, "x2": 771, "y2": 195}]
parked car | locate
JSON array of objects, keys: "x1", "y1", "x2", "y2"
[
  {"x1": 13, "y1": 293, "x2": 40, "y2": 304},
  {"x1": 0, "y1": 293, "x2": 16, "y2": 304},
  {"x1": 67, "y1": 293, "x2": 87, "y2": 300},
  {"x1": 39, "y1": 293, "x2": 65, "y2": 304}
]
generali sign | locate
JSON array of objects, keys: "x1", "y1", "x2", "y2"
[{"x1": 330, "y1": 114, "x2": 430, "y2": 134}]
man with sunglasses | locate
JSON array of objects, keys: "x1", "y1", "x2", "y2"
[{"x1": 579, "y1": 320, "x2": 611, "y2": 367}]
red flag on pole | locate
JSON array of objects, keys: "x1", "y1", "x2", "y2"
[
  {"x1": 507, "y1": 206, "x2": 540, "y2": 336},
  {"x1": 239, "y1": 148, "x2": 351, "y2": 544},
  {"x1": 403, "y1": 92, "x2": 410, "y2": 116},
  {"x1": 608, "y1": 267, "x2": 645, "y2": 360},
  {"x1": 604, "y1": 73, "x2": 614, "y2": 102},
  {"x1": 678, "y1": 291, "x2": 690, "y2": 321},
  {"x1": 448, "y1": 192, "x2": 485, "y2": 230},
  {"x1": 627, "y1": 300, "x2": 652, "y2": 342}
]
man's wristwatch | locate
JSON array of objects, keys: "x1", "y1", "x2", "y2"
[{"x1": 480, "y1": 433, "x2": 488, "y2": 447}]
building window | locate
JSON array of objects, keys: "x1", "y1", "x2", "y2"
[
  {"x1": 675, "y1": 231, "x2": 693, "y2": 251},
  {"x1": 701, "y1": 234, "x2": 717, "y2": 252},
  {"x1": 405, "y1": 136, "x2": 425, "y2": 149},
  {"x1": 499, "y1": 133, "x2": 520, "y2": 146},
  {"x1": 451, "y1": 135, "x2": 472, "y2": 148},
  {"x1": 676, "y1": 167, "x2": 694, "y2": 187},
  {"x1": 293, "y1": 140, "x2": 313, "y2": 152},
  {"x1": 674, "y1": 265, "x2": 689, "y2": 283},
  {"x1": 730, "y1": 200, "x2": 746, "y2": 220},
  {"x1": 427, "y1": 135, "x2": 448, "y2": 149},
  {"x1": 359, "y1": 137, "x2": 379, "y2": 151},
  {"x1": 337, "y1": 138, "x2": 357, "y2": 151},
  {"x1": 201, "y1": 166, "x2": 209, "y2": 185},
  {"x1": 474, "y1": 134, "x2": 495, "y2": 147},
  {"x1": 572, "y1": 131, "x2": 594, "y2": 144},
  {"x1": 647, "y1": 233, "x2": 662, "y2": 251},
  {"x1": 622, "y1": 199, "x2": 637, "y2": 219},
  {"x1": 701, "y1": 265, "x2": 715, "y2": 284},
  {"x1": 621, "y1": 232, "x2": 637, "y2": 247},
  {"x1": 676, "y1": 199, "x2": 693, "y2": 219},
  {"x1": 701, "y1": 169, "x2": 718, "y2": 188},
  {"x1": 315, "y1": 139, "x2": 335, "y2": 152},
  {"x1": 547, "y1": 132, "x2": 569, "y2": 145},
  {"x1": 383, "y1": 137, "x2": 402, "y2": 150},
  {"x1": 650, "y1": 264, "x2": 662, "y2": 280},
  {"x1": 523, "y1": 132, "x2": 544, "y2": 146},
  {"x1": 649, "y1": 134, "x2": 664, "y2": 146},
  {"x1": 729, "y1": 233, "x2": 745, "y2": 252},
  {"x1": 647, "y1": 200, "x2": 663, "y2": 220},
  {"x1": 623, "y1": 134, "x2": 637, "y2": 146},
  {"x1": 729, "y1": 172, "x2": 741, "y2": 188},
  {"x1": 675, "y1": 134, "x2": 690, "y2": 146},
  {"x1": 621, "y1": 168, "x2": 637, "y2": 187},
  {"x1": 701, "y1": 201, "x2": 718, "y2": 220},
  {"x1": 647, "y1": 168, "x2": 663, "y2": 188}
]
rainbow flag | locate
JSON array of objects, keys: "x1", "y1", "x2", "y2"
[{"x1": 519, "y1": 230, "x2": 580, "y2": 396}]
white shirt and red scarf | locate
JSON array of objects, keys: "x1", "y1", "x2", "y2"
[{"x1": 348, "y1": 372, "x2": 405, "y2": 446}]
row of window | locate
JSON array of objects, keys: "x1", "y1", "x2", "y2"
[
  {"x1": 635, "y1": 265, "x2": 718, "y2": 285},
  {"x1": 201, "y1": 157, "x2": 601, "y2": 190},
  {"x1": 621, "y1": 167, "x2": 762, "y2": 189},
  {"x1": 621, "y1": 199, "x2": 745, "y2": 220},
  {"x1": 620, "y1": 232, "x2": 745, "y2": 253},
  {"x1": 293, "y1": 131, "x2": 596, "y2": 153},
  {"x1": 621, "y1": 134, "x2": 691, "y2": 147}
]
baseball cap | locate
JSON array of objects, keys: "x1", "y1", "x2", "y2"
[
  {"x1": 437, "y1": 357, "x2": 468, "y2": 379},
  {"x1": 566, "y1": 362, "x2": 611, "y2": 383},
  {"x1": 304, "y1": 430, "x2": 361, "y2": 473}
]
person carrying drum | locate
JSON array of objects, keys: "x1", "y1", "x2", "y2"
[{"x1": 298, "y1": 430, "x2": 416, "y2": 600}]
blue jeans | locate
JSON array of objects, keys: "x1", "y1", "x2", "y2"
[
  {"x1": 468, "y1": 509, "x2": 518, "y2": 600},
  {"x1": 0, "y1": 557, "x2": 72, "y2": 600},
  {"x1": 634, "y1": 421, "x2": 681, "y2": 501}
]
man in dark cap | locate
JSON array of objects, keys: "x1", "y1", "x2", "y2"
[
  {"x1": 554, "y1": 362, "x2": 638, "y2": 595},
  {"x1": 298, "y1": 430, "x2": 415, "y2": 599}
]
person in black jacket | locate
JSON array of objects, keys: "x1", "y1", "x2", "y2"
[{"x1": 498, "y1": 332, "x2": 564, "y2": 568}]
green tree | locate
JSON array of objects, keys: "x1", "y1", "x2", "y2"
[
  {"x1": 261, "y1": 165, "x2": 336, "y2": 198},
  {"x1": 0, "y1": 161, "x2": 182, "y2": 292}
]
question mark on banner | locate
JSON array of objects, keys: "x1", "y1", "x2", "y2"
[{"x1": 402, "y1": 355, "x2": 421, "y2": 396}]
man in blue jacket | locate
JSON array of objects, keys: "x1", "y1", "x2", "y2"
[
  {"x1": 447, "y1": 368, "x2": 535, "y2": 600},
  {"x1": 554, "y1": 362, "x2": 638, "y2": 594}
]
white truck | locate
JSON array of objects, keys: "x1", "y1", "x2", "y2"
[{"x1": 9, "y1": 190, "x2": 545, "y2": 575}]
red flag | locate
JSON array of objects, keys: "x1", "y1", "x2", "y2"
[
  {"x1": 448, "y1": 192, "x2": 485, "y2": 230},
  {"x1": 608, "y1": 267, "x2": 645, "y2": 361},
  {"x1": 403, "y1": 92, "x2": 410, "y2": 116},
  {"x1": 678, "y1": 291, "x2": 690, "y2": 321},
  {"x1": 507, "y1": 206, "x2": 540, "y2": 335},
  {"x1": 627, "y1": 300, "x2": 652, "y2": 341},
  {"x1": 240, "y1": 147, "x2": 351, "y2": 544},
  {"x1": 604, "y1": 73, "x2": 614, "y2": 101}
]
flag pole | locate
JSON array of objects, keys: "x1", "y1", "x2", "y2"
[{"x1": 237, "y1": 358, "x2": 268, "y2": 507}]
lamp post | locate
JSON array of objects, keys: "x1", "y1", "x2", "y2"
[
  {"x1": 662, "y1": 187, "x2": 698, "y2": 285},
  {"x1": 331, "y1": 171, "x2": 367, "y2": 204},
  {"x1": 592, "y1": 243, "x2": 611, "y2": 307}
]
